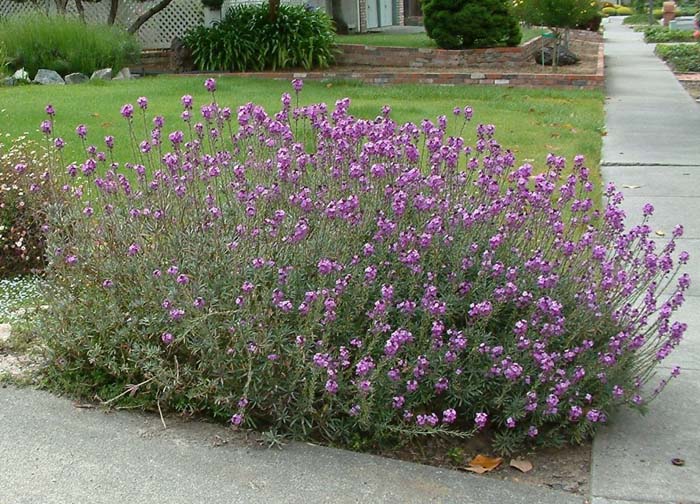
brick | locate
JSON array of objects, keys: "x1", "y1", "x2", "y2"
[{"x1": 470, "y1": 72, "x2": 485, "y2": 79}]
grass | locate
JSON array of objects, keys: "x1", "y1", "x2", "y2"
[
  {"x1": 0, "y1": 75, "x2": 604, "y2": 192},
  {"x1": 0, "y1": 13, "x2": 140, "y2": 78},
  {"x1": 335, "y1": 27, "x2": 543, "y2": 48}
]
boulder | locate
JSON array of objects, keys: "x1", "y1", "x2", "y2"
[
  {"x1": 12, "y1": 68, "x2": 30, "y2": 82},
  {"x1": 2, "y1": 77, "x2": 16, "y2": 87},
  {"x1": 113, "y1": 67, "x2": 132, "y2": 80},
  {"x1": 34, "y1": 69, "x2": 65, "y2": 85},
  {"x1": 534, "y1": 46, "x2": 580, "y2": 66},
  {"x1": 65, "y1": 72, "x2": 89, "y2": 85},
  {"x1": 90, "y1": 68, "x2": 113, "y2": 81},
  {"x1": 170, "y1": 37, "x2": 194, "y2": 73}
]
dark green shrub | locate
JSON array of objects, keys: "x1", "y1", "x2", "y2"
[
  {"x1": 655, "y1": 43, "x2": 700, "y2": 72},
  {"x1": 0, "y1": 13, "x2": 140, "y2": 77},
  {"x1": 644, "y1": 26, "x2": 696, "y2": 42},
  {"x1": 576, "y1": 12, "x2": 603, "y2": 31},
  {"x1": 184, "y1": 2, "x2": 335, "y2": 71},
  {"x1": 423, "y1": 0, "x2": 521, "y2": 49}
]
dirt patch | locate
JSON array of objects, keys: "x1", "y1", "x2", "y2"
[
  {"x1": 377, "y1": 432, "x2": 591, "y2": 497},
  {"x1": 678, "y1": 78, "x2": 700, "y2": 101}
]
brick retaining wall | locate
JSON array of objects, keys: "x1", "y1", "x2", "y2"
[{"x1": 335, "y1": 31, "x2": 603, "y2": 70}]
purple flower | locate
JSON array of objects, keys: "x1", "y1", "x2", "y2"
[
  {"x1": 325, "y1": 380, "x2": 338, "y2": 394},
  {"x1": 474, "y1": 412, "x2": 488, "y2": 430},
  {"x1": 181, "y1": 94, "x2": 193, "y2": 109},
  {"x1": 204, "y1": 78, "x2": 217, "y2": 93},
  {"x1": 193, "y1": 297, "x2": 206, "y2": 309},
  {"x1": 102, "y1": 279, "x2": 114, "y2": 288},
  {"x1": 65, "y1": 255, "x2": 77, "y2": 266},
  {"x1": 137, "y1": 96, "x2": 148, "y2": 110},
  {"x1": 506, "y1": 417, "x2": 516, "y2": 429},
  {"x1": 291, "y1": 78, "x2": 303, "y2": 93},
  {"x1": 45, "y1": 104, "x2": 55, "y2": 116},
  {"x1": 176, "y1": 274, "x2": 190, "y2": 285},
  {"x1": 40, "y1": 120, "x2": 52, "y2": 135},
  {"x1": 104, "y1": 135, "x2": 114, "y2": 149},
  {"x1": 120, "y1": 104, "x2": 134, "y2": 119},
  {"x1": 161, "y1": 332, "x2": 173, "y2": 345},
  {"x1": 231, "y1": 413, "x2": 244, "y2": 426},
  {"x1": 442, "y1": 408, "x2": 457, "y2": 424},
  {"x1": 127, "y1": 243, "x2": 141, "y2": 256}
]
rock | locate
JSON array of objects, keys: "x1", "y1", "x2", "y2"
[
  {"x1": 2, "y1": 77, "x2": 16, "y2": 87},
  {"x1": 34, "y1": 69, "x2": 65, "y2": 85},
  {"x1": 534, "y1": 46, "x2": 580, "y2": 66},
  {"x1": 113, "y1": 67, "x2": 132, "y2": 80},
  {"x1": 90, "y1": 68, "x2": 113, "y2": 81},
  {"x1": 12, "y1": 68, "x2": 30, "y2": 82},
  {"x1": 170, "y1": 37, "x2": 194, "y2": 73},
  {"x1": 64, "y1": 72, "x2": 89, "y2": 85},
  {"x1": 0, "y1": 323, "x2": 11, "y2": 344}
]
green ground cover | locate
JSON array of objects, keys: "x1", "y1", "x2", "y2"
[{"x1": 335, "y1": 27, "x2": 542, "y2": 48}]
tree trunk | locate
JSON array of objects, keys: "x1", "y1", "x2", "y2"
[
  {"x1": 269, "y1": 0, "x2": 280, "y2": 22},
  {"x1": 75, "y1": 0, "x2": 85, "y2": 22},
  {"x1": 108, "y1": 0, "x2": 119, "y2": 25},
  {"x1": 127, "y1": 0, "x2": 174, "y2": 34},
  {"x1": 54, "y1": 0, "x2": 69, "y2": 14}
]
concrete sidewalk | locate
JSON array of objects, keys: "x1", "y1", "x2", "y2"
[
  {"x1": 590, "y1": 17, "x2": 700, "y2": 504},
  {"x1": 0, "y1": 386, "x2": 581, "y2": 504}
]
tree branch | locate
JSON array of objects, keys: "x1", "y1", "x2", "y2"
[
  {"x1": 127, "y1": 0, "x2": 174, "y2": 35},
  {"x1": 108, "y1": 0, "x2": 119, "y2": 25}
]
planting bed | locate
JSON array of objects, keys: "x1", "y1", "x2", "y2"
[{"x1": 136, "y1": 30, "x2": 604, "y2": 90}]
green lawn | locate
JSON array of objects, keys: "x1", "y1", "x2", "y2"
[
  {"x1": 0, "y1": 75, "x2": 604, "y2": 193},
  {"x1": 335, "y1": 27, "x2": 543, "y2": 48}
]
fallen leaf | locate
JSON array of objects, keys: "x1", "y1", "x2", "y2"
[
  {"x1": 671, "y1": 458, "x2": 685, "y2": 466},
  {"x1": 655, "y1": 230, "x2": 666, "y2": 237},
  {"x1": 510, "y1": 458, "x2": 533, "y2": 473},
  {"x1": 464, "y1": 454, "x2": 503, "y2": 474},
  {"x1": 91, "y1": 112, "x2": 100, "y2": 118},
  {"x1": 622, "y1": 185, "x2": 641, "y2": 189}
]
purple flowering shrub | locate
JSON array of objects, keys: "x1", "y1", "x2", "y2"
[{"x1": 32, "y1": 79, "x2": 689, "y2": 454}]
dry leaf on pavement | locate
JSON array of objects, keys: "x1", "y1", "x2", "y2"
[
  {"x1": 509, "y1": 458, "x2": 533, "y2": 473},
  {"x1": 464, "y1": 454, "x2": 503, "y2": 474}
]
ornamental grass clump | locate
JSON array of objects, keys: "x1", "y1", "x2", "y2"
[{"x1": 28, "y1": 79, "x2": 688, "y2": 454}]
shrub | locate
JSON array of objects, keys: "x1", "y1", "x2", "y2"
[
  {"x1": 28, "y1": 80, "x2": 689, "y2": 455},
  {"x1": 184, "y1": 3, "x2": 335, "y2": 71},
  {"x1": 576, "y1": 12, "x2": 603, "y2": 31},
  {"x1": 655, "y1": 43, "x2": 700, "y2": 71},
  {"x1": 0, "y1": 13, "x2": 140, "y2": 77},
  {"x1": 644, "y1": 26, "x2": 697, "y2": 42},
  {"x1": 423, "y1": 0, "x2": 521, "y2": 49},
  {"x1": 0, "y1": 133, "x2": 55, "y2": 277},
  {"x1": 517, "y1": 0, "x2": 599, "y2": 30},
  {"x1": 601, "y1": 6, "x2": 617, "y2": 16},
  {"x1": 616, "y1": 6, "x2": 634, "y2": 15}
]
